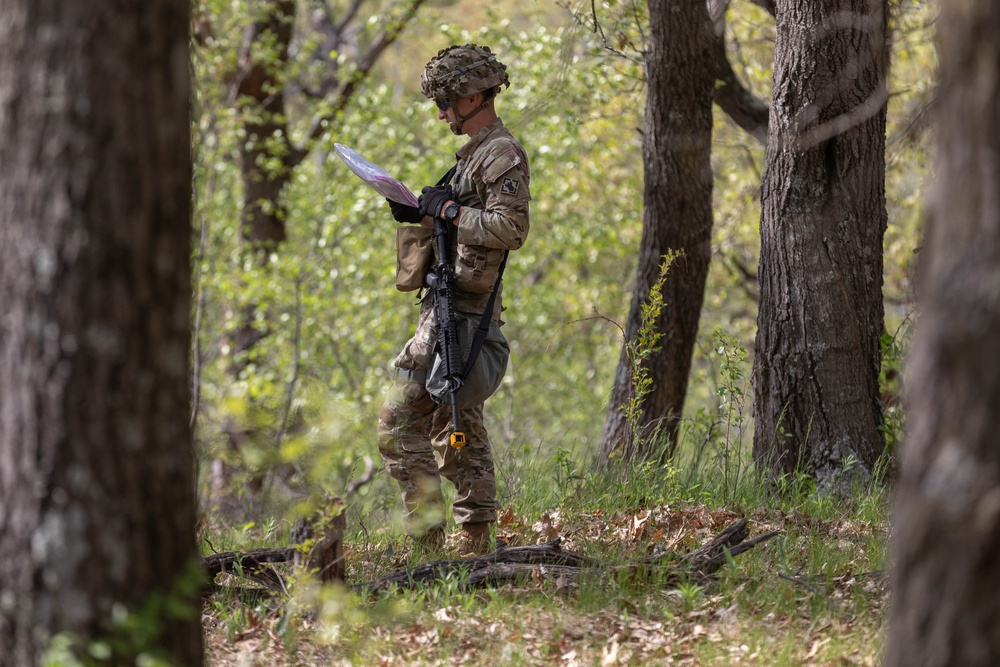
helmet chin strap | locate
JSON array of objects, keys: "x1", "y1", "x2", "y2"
[{"x1": 450, "y1": 93, "x2": 492, "y2": 135}]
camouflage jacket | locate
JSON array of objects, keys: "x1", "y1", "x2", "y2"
[{"x1": 440, "y1": 117, "x2": 531, "y2": 318}]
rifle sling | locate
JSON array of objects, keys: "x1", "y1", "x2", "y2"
[
  {"x1": 460, "y1": 250, "x2": 508, "y2": 382},
  {"x1": 436, "y1": 165, "x2": 457, "y2": 187},
  {"x1": 432, "y1": 164, "x2": 509, "y2": 385}
]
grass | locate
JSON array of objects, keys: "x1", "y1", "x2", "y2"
[
  {"x1": 200, "y1": 444, "x2": 890, "y2": 666},
  {"x1": 200, "y1": 319, "x2": 889, "y2": 666}
]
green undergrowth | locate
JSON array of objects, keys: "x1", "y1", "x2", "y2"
[
  {"x1": 202, "y1": 442, "x2": 890, "y2": 666},
  {"x1": 199, "y1": 293, "x2": 894, "y2": 665},
  {"x1": 201, "y1": 320, "x2": 891, "y2": 666}
]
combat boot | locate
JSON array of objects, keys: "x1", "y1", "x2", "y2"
[{"x1": 460, "y1": 521, "x2": 495, "y2": 555}]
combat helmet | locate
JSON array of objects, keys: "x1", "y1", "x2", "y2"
[{"x1": 421, "y1": 44, "x2": 510, "y2": 102}]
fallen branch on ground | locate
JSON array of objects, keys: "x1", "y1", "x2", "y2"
[
  {"x1": 202, "y1": 518, "x2": 780, "y2": 597},
  {"x1": 358, "y1": 518, "x2": 779, "y2": 595},
  {"x1": 203, "y1": 547, "x2": 294, "y2": 593}
]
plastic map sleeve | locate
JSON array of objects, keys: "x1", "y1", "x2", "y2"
[{"x1": 334, "y1": 143, "x2": 420, "y2": 206}]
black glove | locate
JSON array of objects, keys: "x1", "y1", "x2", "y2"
[
  {"x1": 418, "y1": 185, "x2": 454, "y2": 220},
  {"x1": 387, "y1": 198, "x2": 423, "y2": 224}
]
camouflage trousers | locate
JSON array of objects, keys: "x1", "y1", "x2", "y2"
[{"x1": 377, "y1": 306, "x2": 498, "y2": 529}]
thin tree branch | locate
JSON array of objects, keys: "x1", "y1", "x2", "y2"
[
  {"x1": 710, "y1": 0, "x2": 770, "y2": 143},
  {"x1": 346, "y1": 456, "x2": 379, "y2": 497},
  {"x1": 276, "y1": 272, "x2": 304, "y2": 446},
  {"x1": 204, "y1": 519, "x2": 781, "y2": 598},
  {"x1": 778, "y1": 570, "x2": 828, "y2": 601},
  {"x1": 335, "y1": 0, "x2": 368, "y2": 37},
  {"x1": 291, "y1": 0, "x2": 428, "y2": 168},
  {"x1": 190, "y1": 110, "x2": 219, "y2": 431},
  {"x1": 630, "y1": 0, "x2": 648, "y2": 53}
]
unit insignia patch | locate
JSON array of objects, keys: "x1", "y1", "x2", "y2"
[{"x1": 501, "y1": 177, "x2": 519, "y2": 196}]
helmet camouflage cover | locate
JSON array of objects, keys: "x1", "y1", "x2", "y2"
[{"x1": 421, "y1": 44, "x2": 510, "y2": 101}]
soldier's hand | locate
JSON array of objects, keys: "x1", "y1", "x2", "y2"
[
  {"x1": 387, "y1": 198, "x2": 423, "y2": 224},
  {"x1": 418, "y1": 185, "x2": 454, "y2": 220}
]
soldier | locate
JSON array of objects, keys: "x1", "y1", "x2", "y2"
[{"x1": 378, "y1": 44, "x2": 531, "y2": 554}]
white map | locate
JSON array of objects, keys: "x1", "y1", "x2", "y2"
[{"x1": 334, "y1": 143, "x2": 419, "y2": 206}]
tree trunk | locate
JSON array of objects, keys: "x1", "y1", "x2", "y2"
[
  {"x1": 599, "y1": 0, "x2": 716, "y2": 465},
  {"x1": 235, "y1": 0, "x2": 297, "y2": 249},
  {"x1": 0, "y1": 1, "x2": 201, "y2": 664},
  {"x1": 885, "y1": 2, "x2": 1000, "y2": 664},
  {"x1": 752, "y1": 0, "x2": 888, "y2": 489},
  {"x1": 292, "y1": 497, "x2": 347, "y2": 583}
]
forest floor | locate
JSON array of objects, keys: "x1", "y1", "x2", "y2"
[{"x1": 201, "y1": 497, "x2": 889, "y2": 666}]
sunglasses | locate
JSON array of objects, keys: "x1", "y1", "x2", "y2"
[{"x1": 435, "y1": 98, "x2": 451, "y2": 111}]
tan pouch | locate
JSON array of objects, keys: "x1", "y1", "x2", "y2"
[
  {"x1": 396, "y1": 226, "x2": 433, "y2": 292},
  {"x1": 456, "y1": 245, "x2": 505, "y2": 293}
]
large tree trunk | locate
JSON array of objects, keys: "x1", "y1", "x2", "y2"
[
  {"x1": 599, "y1": 0, "x2": 715, "y2": 465},
  {"x1": 885, "y1": 2, "x2": 1000, "y2": 664},
  {"x1": 752, "y1": 0, "x2": 888, "y2": 489},
  {"x1": 0, "y1": 1, "x2": 201, "y2": 664}
]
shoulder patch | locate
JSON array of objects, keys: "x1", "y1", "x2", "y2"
[{"x1": 500, "y1": 177, "x2": 520, "y2": 196}]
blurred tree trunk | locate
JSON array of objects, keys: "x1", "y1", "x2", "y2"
[
  {"x1": 885, "y1": 2, "x2": 1000, "y2": 664},
  {"x1": 0, "y1": 1, "x2": 201, "y2": 664},
  {"x1": 752, "y1": 0, "x2": 888, "y2": 489},
  {"x1": 599, "y1": 0, "x2": 715, "y2": 465}
]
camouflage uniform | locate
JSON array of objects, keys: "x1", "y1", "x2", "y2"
[{"x1": 378, "y1": 115, "x2": 531, "y2": 530}]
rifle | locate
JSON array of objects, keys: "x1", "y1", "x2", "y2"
[{"x1": 425, "y1": 211, "x2": 467, "y2": 450}]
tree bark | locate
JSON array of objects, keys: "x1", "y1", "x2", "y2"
[
  {"x1": 291, "y1": 497, "x2": 347, "y2": 583},
  {"x1": 0, "y1": 1, "x2": 201, "y2": 664},
  {"x1": 885, "y1": 2, "x2": 1000, "y2": 664},
  {"x1": 752, "y1": 0, "x2": 888, "y2": 488},
  {"x1": 599, "y1": 0, "x2": 716, "y2": 465}
]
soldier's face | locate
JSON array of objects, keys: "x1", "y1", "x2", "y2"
[
  {"x1": 437, "y1": 99, "x2": 455, "y2": 123},
  {"x1": 438, "y1": 94, "x2": 479, "y2": 135},
  {"x1": 437, "y1": 96, "x2": 459, "y2": 132}
]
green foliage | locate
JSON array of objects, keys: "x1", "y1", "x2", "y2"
[
  {"x1": 610, "y1": 250, "x2": 682, "y2": 462},
  {"x1": 203, "y1": 440, "x2": 890, "y2": 663},
  {"x1": 675, "y1": 328, "x2": 758, "y2": 507},
  {"x1": 189, "y1": 0, "x2": 932, "y2": 537},
  {"x1": 197, "y1": 250, "x2": 891, "y2": 662},
  {"x1": 875, "y1": 316, "x2": 911, "y2": 479},
  {"x1": 190, "y1": 2, "x2": 924, "y2": 663},
  {"x1": 710, "y1": 327, "x2": 752, "y2": 504},
  {"x1": 669, "y1": 580, "x2": 705, "y2": 614},
  {"x1": 190, "y1": 2, "x2": 653, "y2": 522}
]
